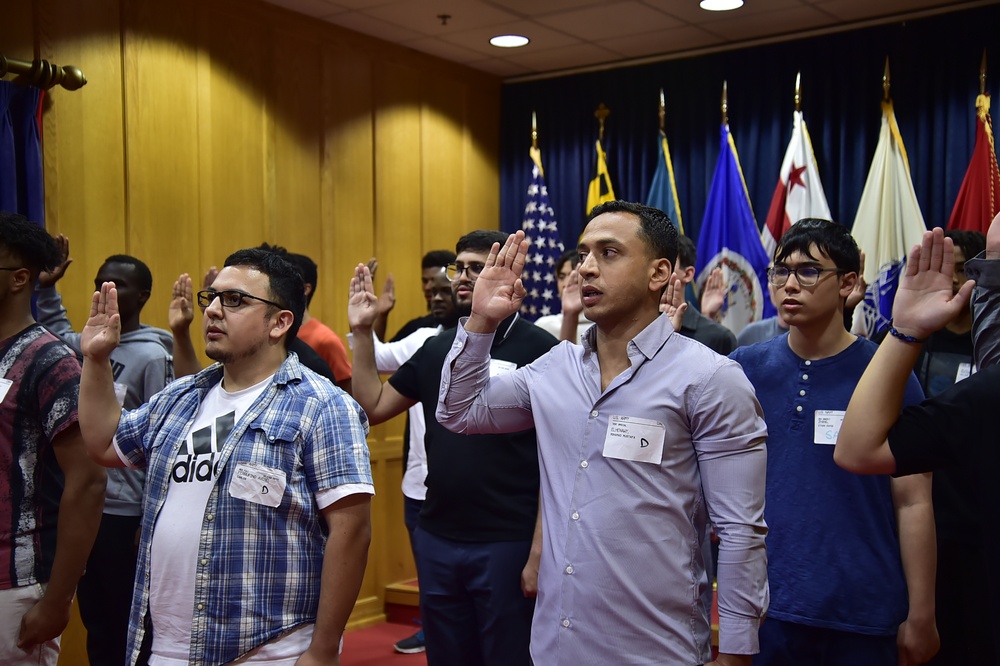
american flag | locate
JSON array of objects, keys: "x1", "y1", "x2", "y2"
[{"x1": 520, "y1": 146, "x2": 564, "y2": 320}]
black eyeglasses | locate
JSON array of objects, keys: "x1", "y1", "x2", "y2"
[
  {"x1": 197, "y1": 289, "x2": 285, "y2": 310},
  {"x1": 767, "y1": 266, "x2": 843, "y2": 287},
  {"x1": 445, "y1": 262, "x2": 486, "y2": 282}
]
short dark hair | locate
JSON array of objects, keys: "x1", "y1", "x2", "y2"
[
  {"x1": 422, "y1": 250, "x2": 456, "y2": 270},
  {"x1": 945, "y1": 230, "x2": 986, "y2": 263},
  {"x1": 586, "y1": 200, "x2": 678, "y2": 266},
  {"x1": 0, "y1": 211, "x2": 61, "y2": 279},
  {"x1": 284, "y1": 252, "x2": 318, "y2": 306},
  {"x1": 774, "y1": 218, "x2": 861, "y2": 274},
  {"x1": 103, "y1": 254, "x2": 153, "y2": 292},
  {"x1": 224, "y1": 247, "x2": 306, "y2": 345},
  {"x1": 456, "y1": 230, "x2": 508, "y2": 255},
  {"x1": 556, "y1": 248, "x2": 578, "y2": 274},
  {"x1": 675, "y1": 236, "x2": 697, "y2": 270}
]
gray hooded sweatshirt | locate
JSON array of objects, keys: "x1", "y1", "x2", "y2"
[{"x1": 36, "y1": 286, "x2": 174, "y2": 516}]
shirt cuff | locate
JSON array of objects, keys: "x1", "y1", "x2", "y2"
[
  {"x1": 316, "y1": 483, "x2": 375, "y2": 510},
  {"x1": 717, "y1": 614, "x2": 761, "y2": 655}
]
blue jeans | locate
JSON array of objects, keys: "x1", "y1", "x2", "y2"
[{"x1": 413, "y1": 527, "x2": 534, "y2": 666}]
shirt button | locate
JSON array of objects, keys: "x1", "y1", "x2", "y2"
[
  {"x1": 802, "y1": 374, "x2": 809, "y2": 380},
  {"x1": 201, "y1": 558, "x2": 208, "y2": 566},
  {"x1": 571, "y1": 512, "x2": 580, "y2": 520},
  {"x1": 565, "y1": 565, "x2": 574, "y2": 574},
  {"x1": 796, "y1": 405, "x2": 803, "y2": 412},
  {"x1": 805, "y1": 360, "x2": 812, "y2": 366},
  {"x1": 799, "y1": 390, "x2": 805, "y2": 396},
  {"x1": 561, "y1": 619, "x2": 571, "y2": 628},
  {"x1": 590, "y1": 410, "x2": 598, "y2": 418},
  {"x1": 580, "y1": 461, "x2": 589, "y2": 468},
  {"x1": 196, "y1": 603, "x2": 204, "y2": 611},
  {"x1": 206, "y1": 514, "x2": 214, "y2": 521}
]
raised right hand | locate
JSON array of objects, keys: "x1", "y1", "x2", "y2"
[
  {"x1": 37, "y1": 234, "x2": 72, "y2": 288},
  {"x1": 700, "y1": 267, "x2": 726, "y2": 320},
  {"x1": 169, "y1": 273, "x2": 195, "y2": 334},
  {"x1": 348, "y1": 264, "x2": 380, "y2": 332},
  {"x1": 80, "y1": 282, "x2": 121, "y2": 362}
]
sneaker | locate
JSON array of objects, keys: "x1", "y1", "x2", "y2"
[{"x1": 394, "y1": 629, "x2": 426, "y2": 654}]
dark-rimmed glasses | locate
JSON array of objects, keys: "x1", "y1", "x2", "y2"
[
  {"x1": 445, "y1": 262, "x2": 486, "y2": 282},
  {"x1": 767, "y1": 266, "x2": 843, "y2": 287},
  {"x1": 197, "y1": 289, "x2": 285, "y2": 310}
]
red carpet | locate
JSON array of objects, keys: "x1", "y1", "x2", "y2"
[{"x1": 343, "y1": 622, "x2": 427, "y2": 666}]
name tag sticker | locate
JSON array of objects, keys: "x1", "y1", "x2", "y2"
[
  {"x1": 814, "y1": 410, "x2": 845, "y2": 445},
  {"x1": 0, "y1": 378, "x2": 12, "y2": 405},
  {"x1": 955, "y1": 362, "x2": 973, "y2": 383},
  {"x1": 228, "y1": 462, "x2": 287, "y2": 508},
  {"x1": 602, "y1": 415, "x2": 665, "y2": 464},
  {"x1": 489, "y1": 359, "x2": 517, "y2": 377}
]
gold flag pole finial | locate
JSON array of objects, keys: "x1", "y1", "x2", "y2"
[
  {"x1": 794, "y1": 72, "x2": 802, "y2": 112},
  {"x1": 531, "y1": 111, "x2": 538, "y2": 150},
  {"x1": 658, "y1": 89, "x2": 666, "y2": 132},
  {"x1": 595, "y1": 103, "x2": 610, "y2": 142},
  {"x1": 883, "y1": 57, "x2": 891, "y2": 101},
  {"x1": 721, "y1": 80, "x2": 729, "y2": 125},
  {"x1": 980, "y1": 49, "x2": 988, "y2": 95}
]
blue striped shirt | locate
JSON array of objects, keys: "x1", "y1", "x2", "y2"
[{"x1": 115, "y1": 353, "x2": 371, "y2": 666}]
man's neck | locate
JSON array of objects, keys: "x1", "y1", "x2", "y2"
[
  {"x1": 593, "y1": 307, "x2": 660, "y2": 391},
  {"x1": 0, "y1": 302, "x2": 36, "y2": 342},
  {"x1": 786, "y1": 313, "x2": 855, "y2": 360},
  {"x1": 120, "y1": 315, "x2": 142, "y2": 334},
  {"x1": 301, "y1": 309, "x2": 313, "y2": 326},
  {"x1": 221, "y1": 349, "x2": 286, "y2": 392}
]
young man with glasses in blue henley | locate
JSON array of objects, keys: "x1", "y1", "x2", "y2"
[
  {"x1": 729, "y1": 219, "x2": 938, "y2": 665},
  {"x1": 76, "y1": 247, "x2": 373, "y2": 666}
]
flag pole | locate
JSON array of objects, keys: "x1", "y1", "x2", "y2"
[
  {"x1": 594, "y1": 103, "x2": 609, "y2": 142},
  {"x1": 531, "y1": 111, "x2": 538, "y2": 150},
  {"x1": 981, "y1": 49, "x2": 988, "y2": 95},
  {"x1": 721, "y1": 80, "x2": 729, "y2": 125},
  {"x1": 658, "y1": 89, "x2": 666, "y2": 132},
  {"x1": 794, "y1": 72, "x2": 802, "y2": 112},
  {"x1": 883, "y1": 57, "x2": 891, "y2": 101}
]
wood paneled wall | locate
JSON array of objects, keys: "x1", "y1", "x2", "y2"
[{"x1": 3, "y1": 0, "x2": 500, "y2": 661}]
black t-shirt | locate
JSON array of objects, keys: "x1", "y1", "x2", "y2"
[
  {"x1": 888, "y1": 364, "x2": 1000, "y2": 657},
  {"x1": 289, "y1": 338, "x2": 336, "y2": 382},
  {"x1": 392, "y1": 314, "x2": 438, "y2": 343},
  {"x1": 389, "y1": 315, "x2": 557, "y2": 542}
]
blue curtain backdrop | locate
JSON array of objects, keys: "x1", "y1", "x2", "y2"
[
  {"x1": 500, "y1": 4, "x2": 1000, "y2": 249},
  {"x1": 0, "y1": 80, "x2": 46, "y2": 224}
]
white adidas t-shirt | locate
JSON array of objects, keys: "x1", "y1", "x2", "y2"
[{"x1": 148, "y1": 376, "x2": 314, "y2": 665}]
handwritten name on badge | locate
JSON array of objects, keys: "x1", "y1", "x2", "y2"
[
  {"x1": 228, "y1": 462, "x2": 287, "y2": 508},
  {"x1": 489, "y1": 359, "x2": 517, "y2": 377},
  {"x1": 813, "y1": 410, "x2": 845, "y2": 445},
  {"x1": 602, "y1": 415, "x2": 665, "y2": 464}
]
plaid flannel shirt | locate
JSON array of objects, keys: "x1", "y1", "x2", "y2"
[{"x1": 115, "y1": 353, "x2": 371, "y2": 666}]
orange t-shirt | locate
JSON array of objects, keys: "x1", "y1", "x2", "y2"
[{"x1": 298, "y1": 318, "x2": 352, "y2": 381}]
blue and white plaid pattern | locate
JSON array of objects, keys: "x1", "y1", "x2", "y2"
[{"x1": 115, "y1": 354, "x2": 371, "y2": 666}]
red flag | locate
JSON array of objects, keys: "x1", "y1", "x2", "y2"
[{"x1": 947, "y1": 94, "x2": 1000, "y2": 232}]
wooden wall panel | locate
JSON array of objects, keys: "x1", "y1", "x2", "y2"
[{"x1": 8, "y1": 0, "x2": 501, "y2": 652}]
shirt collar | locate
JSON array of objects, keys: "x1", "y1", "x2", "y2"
[{"x1": 581, "y1": 311, "x2": 675, "y2": 360}]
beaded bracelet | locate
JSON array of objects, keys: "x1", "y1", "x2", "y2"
[{"x1": 886, "y1": 319, "x2": 928, "y2": 344}]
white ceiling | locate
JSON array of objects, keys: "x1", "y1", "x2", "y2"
[{"x1": 261, "y1": 0, "x2": 986, "y2": 79}]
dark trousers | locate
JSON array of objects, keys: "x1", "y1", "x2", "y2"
[
  {"x1": 77, "y1": 513, "x2": 140, "y2": 666},
  {"x1": 412, "y1": 527, "x2": 534, "y2": 666},
  {"x1": 928, "y1": 538, "x2": 995, "y2": 665},
  {"x1": 756, "y1": 618, "x2": 896, "y2": 666}
]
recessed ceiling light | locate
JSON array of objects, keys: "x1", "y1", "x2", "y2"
[
  {"x1": 490, "y1": 34, "x2": 530, "y2": 48},
  {"x1": 700, "y1": 0, "x2": 744, "y2": 10}
]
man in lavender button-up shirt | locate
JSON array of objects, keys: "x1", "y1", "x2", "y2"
[{"x1": 437, "y1": 201, "x2": 769, "y2": 666}]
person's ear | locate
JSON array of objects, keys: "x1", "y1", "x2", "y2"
[
  {"x1": 303, "y1": 283, "x2": 314, "y2": 300},
  {"x1": 270, "y1": 310, "x2": 295, "y2": 342},
  {"x1": 650, "y1": 258, "x2": 672, "y2": 294},
  {"x1": 839, "y1": 271, "x2": 858, "y2": 298}
]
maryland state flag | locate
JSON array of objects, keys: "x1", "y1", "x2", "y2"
[
  {"x1": 646, "y1": 130, "x2": 684, "y2": 233},
  {"x1": 695, "y1": 124, "x2": 776, "y2": 335},
  {"x1": 586, "y1": 139, "x2": 615, "y2": 215},
  {"x1": 851, "y1": 100, "x2": 927, "y2": 337},
  {"x1": 762, "y1": 109, "x2": 831, "y2": 259},
  {"x1": 520, "y1": 145, "x2": 564, "y2": 320},
  {"x1": 947, "y1": 93, "x2": 1000, "y2": 232}
]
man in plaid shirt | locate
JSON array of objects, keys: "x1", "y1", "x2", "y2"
[{"x1": 77, "y1": 247, "x2": 373, "y2": 666}]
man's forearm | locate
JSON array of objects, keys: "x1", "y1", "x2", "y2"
[
  {"x1": 307, "y1": 497, "x2": 372, "y2": 660},
  {"x1": 79, "y1": 357, "x2": 125, "y2": 463},
  {"x1": 834, "y1": 337, "x2": 921, "y2": 474},
  {"x1": 46, "y1": 471, "x2": 105, "y2": 606},
  {"x1": 347, "y1": 328, "x2": 390, "y2": 423},
  {"x1": 894, "y1": 478, "x2": 937, "y2": 625}
]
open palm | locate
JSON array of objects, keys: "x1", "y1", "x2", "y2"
[
  {"x1": 893, "y1": 228, "x2": 975, "y2": 337},
  {"x1": 470, "y1": 231, "x2": 529, "y2": 327},
  {"x1": 80, "y1": 282, "x2": 122, "y2": 362}
]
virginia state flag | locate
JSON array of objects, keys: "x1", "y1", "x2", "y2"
[
  {"x1": 947, "y1": 93, "x2": 1000, "y2": 232},
  {"x1": 695, "y1": 124, "x2": 776, "y2": 335},
  {"x1": 520, "y1": 145, "x2": 565, "y2": 320},
  {"x1": 762, "y1": 110, "x2": 831, "y2": 258},
  {"x1": 586, "y1": 139, "x2": 615, "y2": 215},
  {"x1": 851, "y1": 100, "x2": 927, "y2": 337},
  {"x1": 646, "y1": 130, "x2": 684, "y2": 233}
]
